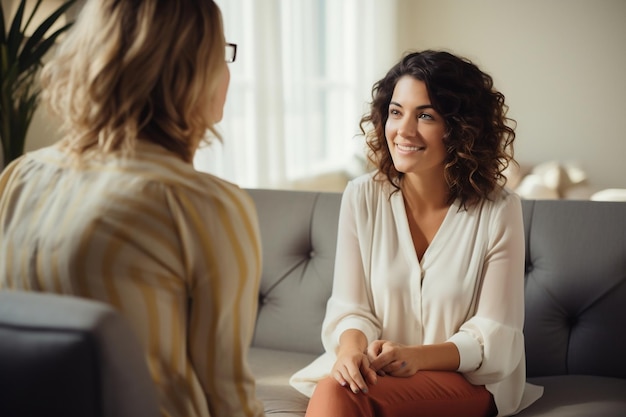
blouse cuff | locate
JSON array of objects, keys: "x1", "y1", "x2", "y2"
[
  {"x1": 334, "y1": 319, "x2": 379, "y2": 347},
  {"x1": 448, "y1": 332, "x2": 482, "y2": 373}
]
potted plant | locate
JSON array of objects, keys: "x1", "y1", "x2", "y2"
[{"x1": 0, "y1": 0, "x2": 76, "y2": 169}]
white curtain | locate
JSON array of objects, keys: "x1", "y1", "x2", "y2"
[{"x1": 195, "y1": 0, "x2": 398, "y2": 189}]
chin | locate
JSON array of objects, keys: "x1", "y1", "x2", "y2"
[{"x1": 390, "y1": 159, "x2": 411, "y2": 174}]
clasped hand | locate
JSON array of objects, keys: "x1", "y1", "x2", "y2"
[{"x1": 331, "y1": 340, "x2": 418, "y2": 394}]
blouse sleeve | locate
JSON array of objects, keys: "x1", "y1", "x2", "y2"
[
  {"x1": 168, "y1": 183, "x2": 265, "y2": 417},
  {"x1": 449, "y1": 192, "x2": 526, "y2": 385},
  {"x1": 321, "y1": 181, "x2": 382, "y2": 354}
]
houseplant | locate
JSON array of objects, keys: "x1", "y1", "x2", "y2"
[{"x1": 0, "y1": 0, "x2": 75, "y2": 169}]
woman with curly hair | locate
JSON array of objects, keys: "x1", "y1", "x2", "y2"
[{"x1": 290, "y1": 50, "x2": 543, "y2": 416}]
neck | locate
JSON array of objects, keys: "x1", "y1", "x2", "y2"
[{"x1": 400, "y1": 172, "x2": 450, "y2": 212}]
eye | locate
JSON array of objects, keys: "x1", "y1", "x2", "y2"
[
  {"x1": 389, "y1": 108, "x2": 401, "y2": 117},
  {"x1": 418, "y1": 112, "x2": 434, "y2": 120}
]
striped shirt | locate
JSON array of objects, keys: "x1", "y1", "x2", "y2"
[{"x1": 0, "y1": 141, "x2": 265, "y2": 417}]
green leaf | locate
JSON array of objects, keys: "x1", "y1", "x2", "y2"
[
  {"x1": 0, "y1": 0, "x2": 7, "y2": 45},
  {"x1": 0, "y1": 43, "x2": 8, "y2": 78},
  {"x1": 7, "y1": 0, "x2": 27, "y2": 62},
  {"x1": 22, "y1": 0, "x2": 76, "y2": 61},
  {"x1": 19, "y1": 22, "x2": 73, "y2": 72},
  {"x1": 22, "y1": 0, "x2": 43, "y2": 35},
  {"x1": 1, "y1": 47, "x2": 20, "y2": 95}
]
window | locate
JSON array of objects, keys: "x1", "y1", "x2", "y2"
[{"x1": 195, "y1": 0, "x2": 397, "y2": 189}]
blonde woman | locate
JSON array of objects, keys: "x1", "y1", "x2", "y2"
[{"x1": 0, "y1": 1, "x2": 264, "y2": 417}]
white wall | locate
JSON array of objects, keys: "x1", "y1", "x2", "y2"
[
  {"x1": 396, "y1": 0, "x2": 626, "y2": 190},
  {"x1": 17, "y1": 0, "x2": 626, "y2": 191}
]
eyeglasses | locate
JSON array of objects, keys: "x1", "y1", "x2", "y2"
[{"x1": 225, "y1": 43, "x2": 237, "y2": 63}]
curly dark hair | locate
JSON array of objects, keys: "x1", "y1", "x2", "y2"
[{"x1": 360, "y1": 50, "x2": 517, "y2": 208}]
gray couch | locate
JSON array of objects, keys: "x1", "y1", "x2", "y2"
[
  {"x1": 1, "y1": 189, "x2": 625, "y2": 416},
  {"x1": 247, "y1": 188, "x2": 626, "y2": 417}
]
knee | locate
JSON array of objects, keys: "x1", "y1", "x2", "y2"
[
  {"x1": 312, "y1": 376, "x2": 347, "y2": 399},
  {"x1": 307, "y1": 377, "x2": 373, "y2": 417}
]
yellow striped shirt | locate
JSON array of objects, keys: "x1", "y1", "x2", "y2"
[{"x1": 0, "y1": 141, "x2": 265, "y2": 417}]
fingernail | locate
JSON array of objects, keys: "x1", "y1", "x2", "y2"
[
  {"x1": 340, "y1": 381, "x2": 346, "y2": 387},
  {"x1": 401, "y1": 361, "x2": 407, "y2": 368},
  {"x1": 362, "y1": 388, "x2": 368, "y2": 394},
  {"x1": 353, "y1": 388, "x2": 359, "y2": 394}
]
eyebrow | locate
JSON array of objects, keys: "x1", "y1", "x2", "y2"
[{"x1": 389, "y1": 101, "x2": 434, "y2": 111}]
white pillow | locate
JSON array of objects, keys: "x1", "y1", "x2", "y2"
[
  {"x1": 514, "y1": 174, "x2": 560, "y2": 199},
  {"x1": 590, "y1": 189, "x2": 626, "y2": 202}
]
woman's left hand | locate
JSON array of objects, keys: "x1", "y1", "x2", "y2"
[{"x1": 366, "y1": 340, "x2": 419, "y2": 377}]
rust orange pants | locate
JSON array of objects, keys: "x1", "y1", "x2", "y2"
[{"x1": 305, "y1": 371, "x2": 497, "y2": 417}]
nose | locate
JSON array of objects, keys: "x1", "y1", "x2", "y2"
[{"x1": 397, "y1": 116, "x2": 417, "y2": 138}]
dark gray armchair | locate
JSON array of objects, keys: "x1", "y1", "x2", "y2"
[{"x1": 0, "y1": 290, "x2": 159, "y2": 417}]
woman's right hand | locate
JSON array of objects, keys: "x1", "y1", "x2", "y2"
[{"x1": 331, "y1": 346, "x2": 378, "y2": 394}]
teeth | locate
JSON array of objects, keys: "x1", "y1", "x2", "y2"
[{"x1": 397, "y1": 144, "x2": 423, "y2": 151}]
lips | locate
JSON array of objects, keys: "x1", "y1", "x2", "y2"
[{"x1": 396, "y1": 143, "x2": 425, "y2": 152}]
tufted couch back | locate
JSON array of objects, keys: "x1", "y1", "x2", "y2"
[
  {"x1": 248, "y1": 189, "x2": 340, "y2": 355},
  {"x1": 521, "y1": 199, "x2": 626, "y2": 378},
  {"x1": 247, "y1": 189, "x2": 626, "y2": 379}
]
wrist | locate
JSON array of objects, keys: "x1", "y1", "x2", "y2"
[
  {"x1": 337, "y1": 329, "x2": 368, "y2": 355},
  {"x1": 414, "y1": 343, "x2": 460, "y2": 371},
  {"x1": 411, "y1": 345, "x2": 425, "y2": 370}
]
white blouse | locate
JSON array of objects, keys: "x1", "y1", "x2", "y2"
[{"x1": 291, "y1": 173, "x2": 543, "y2": 416}]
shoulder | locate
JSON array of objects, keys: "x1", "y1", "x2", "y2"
[
  {"x1": 195, "y1": 173, "x2": 256, "y2": 216},
  {"x1": 167, "y1": 168, "x2": 256, "y2": 222},
  {"x1": 344, "y1": 171, "x2": 395, "y2": 202},
  {"x1": 7, "y1": 145, "x2": 63, "y2": 170},
  {"x1": 476, "y1": 188, "x2": 524, "y2": 236},
  {"x1": 489, "y1": 187, "x2": 522, "y2": 214},
  {"x1": 469, "y1": 187, "x2": 522, "y2": 216},
  {"x1": 338, "y1": 172, "x2": 400, "y2": 228},
  {"x1": 0, "y1": 145, "x2": 70, "y2": 189},
  {"x1": 158, "y1": 166, "x2": 259, "y2": 248},
  {"x1": 99, "y1": 142, "x2": 256, "y2": 218},
  {"x1": 452, "y1": 189, "x2": 523, "y2": 237},
  {"x1": 129, "y1": 142, "x2": 254, "y2": 210}
]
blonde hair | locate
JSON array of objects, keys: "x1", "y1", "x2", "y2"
[{"x1": 41, "y1": 0, "x2": 226, "y2": 162}]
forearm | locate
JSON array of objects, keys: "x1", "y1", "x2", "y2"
[
  {"x1": 337, "y1": 329, "x2": 368, "y2": 354},
  {"x1": 413, "y1": 342, "x2": 460, "y2": 371}
]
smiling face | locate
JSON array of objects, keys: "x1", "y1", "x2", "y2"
[{"x1": 384, "y1": 76, "x2": 447, "y2": 177}]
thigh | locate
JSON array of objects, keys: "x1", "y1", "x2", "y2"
[
  {"x1": 306, "y1": 371, "x2": 497, "y2": 417},
  {"x1": 305, "y1": 376, "x2": 375, "y2": 417},
  {"x1": 369, "y1": 371, "x2": 496, "y2": 417}
]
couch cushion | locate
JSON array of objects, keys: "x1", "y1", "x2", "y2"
[
  {"x1": 249, "y1": 348, "x2": 626, "y2": 417},
  {"x1": 517, "y1": 375, "x2": 626, "y2": 416},
  {"x1": 249, "y1": 347, "x2": 315, "y2": 417}
]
